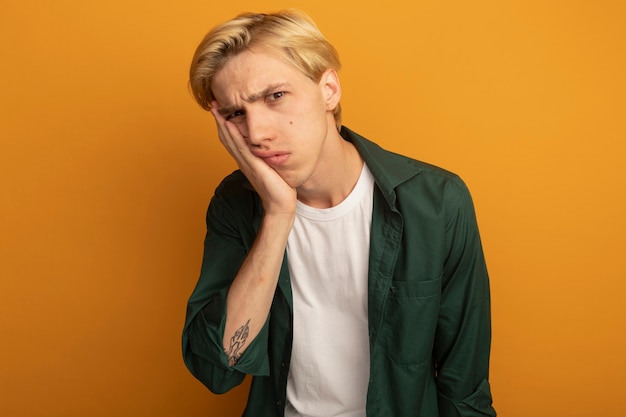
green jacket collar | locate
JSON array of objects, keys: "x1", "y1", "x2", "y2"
[{"x1": 340, "y1": 126, "x2": 423, "y2": 208}]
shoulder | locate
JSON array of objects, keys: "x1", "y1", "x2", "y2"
[
  {"x1": 214, "y1": 170, "x2": 251, "y2": 195},
  {"x1": 208, "y1": 170, "x2": 262, "y2": 224},
  {"x1": 404, "y1": 158, "x2": 470, "y2": 198},
  {"x1": 342, "y1": 126, "x2": 469, "y2": 197},
  {"x1": 212, "y1": 170, "x2": 259, "y2": 203},
  {"x1": 394, "y1": 159, "x2": 474, "y2": 220}
]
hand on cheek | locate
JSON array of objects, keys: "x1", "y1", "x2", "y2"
[
  {"x1": 210, "y1": 101, "x2": 247, "y2": 160},
  {"x1": 209, "y1": 102, "x2": 297, "y2": 216}
]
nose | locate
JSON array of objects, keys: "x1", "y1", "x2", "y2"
[{"x1": 242, "y1": 107, "x2": 273, "y2": 147}]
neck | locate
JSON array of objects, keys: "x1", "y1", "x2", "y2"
[{"x1": 296, "y1": 130, "x2": 364, "y2": 209}]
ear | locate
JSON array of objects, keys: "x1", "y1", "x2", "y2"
[{"x1": 319, "y1": 68, "x2": 341, "y2": 111}]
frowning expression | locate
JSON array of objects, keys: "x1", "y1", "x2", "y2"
[{"x1": 210, "y1": 46, "x2": 340, "y2": 189}]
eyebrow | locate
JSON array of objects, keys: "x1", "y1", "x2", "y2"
[{"x1": 217, "y1": 82, "x2": 289, "y2": 116}]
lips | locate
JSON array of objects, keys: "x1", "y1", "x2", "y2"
[{"x1": 254, "y1": 151, "x2": 290, "y2": 167}]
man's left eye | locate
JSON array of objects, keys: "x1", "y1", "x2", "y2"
[{"x1": 267, "y1": 92, "x2": 285, "y2": 101}]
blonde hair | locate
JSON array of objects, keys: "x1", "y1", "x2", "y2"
[{"x1": 189, "y1": 9, "x2": 342, "y2": 128}]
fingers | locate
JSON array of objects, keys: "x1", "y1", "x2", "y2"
[
  {"x1": 210, "y1": 102, "x2": 245, "y2": 157},
  {"x1": 209, "y1": 101, "x2": 270, "y2": 181}
]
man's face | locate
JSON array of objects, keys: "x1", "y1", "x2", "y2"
[{"x1": 210, "y1": 46, "x2": 340, "y2": 190}]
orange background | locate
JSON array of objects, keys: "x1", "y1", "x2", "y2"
[{"x1": 1, "y1": 1, "x2": 625, "y2": 416}]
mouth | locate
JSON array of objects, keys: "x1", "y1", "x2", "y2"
[{"x1": 257, "y1": 152, "x2": 290, "y2": 167}]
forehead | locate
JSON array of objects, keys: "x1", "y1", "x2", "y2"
[{"x1": 211, "y1": 46, "x2": 311, "y2": 102}]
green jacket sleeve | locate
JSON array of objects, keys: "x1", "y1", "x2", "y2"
[
  {"x1": 435, "y1": 179, "x2": 496, "y2": 416},
  {"x1": 182, "y1": 172, "x2": 271, "y2": 394}
]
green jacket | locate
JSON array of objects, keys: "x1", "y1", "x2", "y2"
[{"x1": 183, "y1": 127, "x2": 496, "y2": 416}]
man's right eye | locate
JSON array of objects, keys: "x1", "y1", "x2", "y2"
[{"x1": 226, "y1": 110, "x2": 245, "y2": 121}]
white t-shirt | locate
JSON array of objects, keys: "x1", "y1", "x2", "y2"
[{"x1": 285, "y1": 164, "x2": 374, "y2": 417}]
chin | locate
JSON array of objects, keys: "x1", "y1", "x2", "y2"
[
  {"x1": 285, "y1": 178, "x2": 303, "y2": 189},
  {"x1": 275, "y1": 169, "x2": 302, "y2": 188}
]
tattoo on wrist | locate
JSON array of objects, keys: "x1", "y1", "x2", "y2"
[{"x1": 226, "y1": 319, "x2": 250, "y2": 367}]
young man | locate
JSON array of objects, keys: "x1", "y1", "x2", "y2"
[{"x1": 183, "y1": 9, "x2": 496, "y2": 417}]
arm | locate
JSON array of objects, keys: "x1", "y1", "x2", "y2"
[
  {"x1": 222, "y1": 209, "x2": 293, "y2": 366},
  {"x1": 182, "y1": 104, "x2": 296, "y2": 392},
  {"x1": 210, "y1": 102, "x2": 296, "y2": 366},
  {"x1": 434, "y1": 180, "x2": 496, "y2": 416}
]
